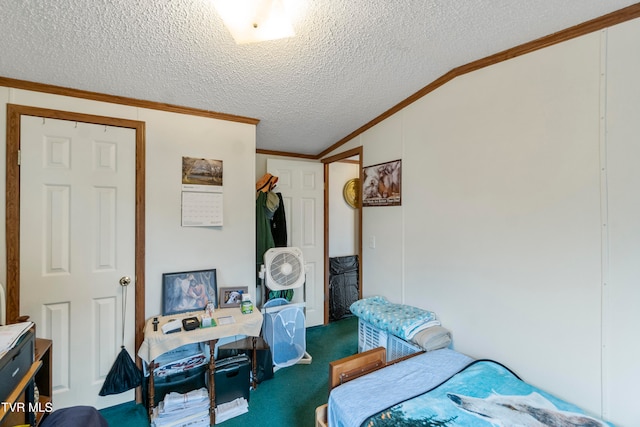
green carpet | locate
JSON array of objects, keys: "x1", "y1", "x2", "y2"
[
  {"x1": 100, "y1": 316, "x2": 358, "y2": 426},
  {"x1": 100, "y1": 400, "x2": 149, "y2": 427}
]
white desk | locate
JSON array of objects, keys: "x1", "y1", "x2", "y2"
[{"x1": 138, "y1": 308, "x2": 263, "y2": 425}]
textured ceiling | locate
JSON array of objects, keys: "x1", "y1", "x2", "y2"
[{"x1": 1, "y1": 1, "x2": 637, "y2": 155}]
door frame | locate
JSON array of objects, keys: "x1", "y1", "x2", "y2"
[
  {"x1": 321, "y1": 146, "x2": 363, "y2": 323},
  {"x1": 5, "y1": 104, "x2": 146, "y2": 370}
]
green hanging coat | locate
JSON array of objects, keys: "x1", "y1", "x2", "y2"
[{"x1": 256, "y1": 191, "x2": 275, "y2": 265}]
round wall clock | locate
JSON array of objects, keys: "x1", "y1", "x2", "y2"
[{"x1": 343, "y1": 178, "x2": 359, "y2": 208}]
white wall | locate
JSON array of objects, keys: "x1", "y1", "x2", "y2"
[
  {"x1": 0, "y1": 88, "x2": 257, "y2": 320},
  {"x1": 602, "y1": 19, "x2": 640, "y2": 424},
  {"x1": 360, "y1": 114, "x2": 405, "y2": 300},
  {"x1": 327, "y1": 19, "x2": 640, "y2": 427},
  {"x1": 405, "y1": 30, "x2": 603, "y2": 412},
  {"x1": 328, "y1": 161, "x2": 359, "y2": 257}
]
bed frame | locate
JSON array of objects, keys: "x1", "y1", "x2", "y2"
[
  {"x1": 316, "y1": 347, "x2": 424, "y2": 427},
  {"x1": 329, "y1": 347, "x2": 386, "y2": 391}
]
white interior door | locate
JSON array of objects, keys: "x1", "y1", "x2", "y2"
[
  {"x1": 20, "y1": 116, "x2": 136, "y2": 409},
  {"x1": 267, "y1": 159, "x2": 324, "y2": 327}
]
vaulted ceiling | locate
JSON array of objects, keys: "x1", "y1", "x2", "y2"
[{"x1": 1, "y1": 1, "x2": 638, "y2": 156}]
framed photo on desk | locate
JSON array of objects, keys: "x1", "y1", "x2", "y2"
[
  {"x1": 219, "y1": 286, "x2": 248, "y2": 308},
  {"x1": 162, "y1": 269, "x2": 217, "y2": 315}
]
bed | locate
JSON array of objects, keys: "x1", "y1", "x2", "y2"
[{"x1": 323, "y1": 348, "x2": 614, "y2": 427}]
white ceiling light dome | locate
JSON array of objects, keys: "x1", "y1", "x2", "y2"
[{"x1": 212, "y1": 0, "x2": 295, "y2": 44}]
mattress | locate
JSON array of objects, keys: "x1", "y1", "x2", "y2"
[
  {"x1": 327, "y1": 349, "x2": 615, "y2": 427},
  {"x1": 327, "y1": 349, "x2": 472, "y2": 427}
]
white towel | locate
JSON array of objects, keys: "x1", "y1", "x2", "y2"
[{"x1": 411, "y1": 325, "x2": 452, "y2": 351}]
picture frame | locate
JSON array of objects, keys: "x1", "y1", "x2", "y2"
[
  {"x1": 162, "y1": 269, "x2": 217, "y2": 316},
  {"x1": 181, "y1": 157, "x2": 223, "y2": 186},
  {"x1": 362, "y1": 159, "x2": 402, "y2": 207},
  {"x1": 219, "y1": 286, "x2": 249, "y2": 308}
]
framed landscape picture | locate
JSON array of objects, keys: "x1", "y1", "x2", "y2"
[{"x1": 162, "y1": 269, "x2": 217, "y2": 315}]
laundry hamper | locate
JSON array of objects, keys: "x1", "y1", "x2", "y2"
[{"x1": 262, "y1": 298, "x2": 306, "y2": 368}]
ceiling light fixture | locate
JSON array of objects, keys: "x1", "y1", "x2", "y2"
[{"x1": 212, "y1": 0, "x2": 295, "y2": 44}]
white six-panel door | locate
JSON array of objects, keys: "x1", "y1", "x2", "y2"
[
  {"x1": 267, "y1": 159, "x2": 324, "y2": 327},
  {"x1": 19, "y1": 116, "x2": 136, "y2": 409}
]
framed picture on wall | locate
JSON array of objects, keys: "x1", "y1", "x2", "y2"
[
  {"x1": 181, "y1": 157, "x2": 223, "y2": 186},
  {"x1": 162, "y1": 269, "x2": 217, "y2": 315},
  {"x1": 362, "y1": 159, "x2": 402, "y2": 207}
]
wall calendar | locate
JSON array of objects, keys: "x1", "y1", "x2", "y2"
[{"x1": 181, "y1": 156, "x2": 224, "y2": 227}]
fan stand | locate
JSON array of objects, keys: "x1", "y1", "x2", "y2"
[
  {"x1": 295, "y1": 279, "x2": 312, "y2": 365},
  {"x1": 286, "y1": 279, "x2": 313, "y2": 365},
  {"x1": 298, "y1": 351, "x2": 313, "y2": 365}
]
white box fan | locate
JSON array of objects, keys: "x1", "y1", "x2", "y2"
[
  {"x1": 264, "y1": 246, "x2": 305, "y2": 292},
  {"x1": 260, "y1": 247, "x2": 311, "y2": 368}
]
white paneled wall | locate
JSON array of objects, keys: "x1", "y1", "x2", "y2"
[
  {"x1": 0, "y1": 86, "x2": 256, "y2": 407},
  {"x1": 328, "y1": 18, "x2": 640, "y2": 427}
]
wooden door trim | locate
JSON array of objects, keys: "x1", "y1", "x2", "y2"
[
  {"x1": 5, "y1": 104, "x2": 146, "y2": 369},
  {"x1": 322, "y1": 146, "x2": 363, "y2": 323}
]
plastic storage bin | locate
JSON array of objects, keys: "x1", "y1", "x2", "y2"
[
  {"x1": 358, "y1": 319, "x2": 421, "y2": 362},
  {"x1": 143, "y1": 343, "x2": 208, "y2": 407},
  {"x1": 213, "y1": 354, "x2": 250, "y2": 405},
  {"x1": 144, "y1": 363, "x2": 207, "y2": 407}
]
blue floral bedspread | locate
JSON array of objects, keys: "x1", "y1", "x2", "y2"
[
  {"x1": 350, "y1": 296, "x2": 439, "y2": 340},
  {"x1": 360, "y1": 360, "x2": 614, "y2": 427}
]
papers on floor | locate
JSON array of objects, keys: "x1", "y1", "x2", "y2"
[
  {"x1": 215, "y1": 397, "x2": 248, "y2": 424},
  {"x1": 150, "y1": 387, "x2": 249, "y2": 427},
  {"x1": 0, "y1": 321, "x2": 33, "y2": 360},
  {"x1": 151, "y1": 388, "x2": 209, "y2": 427}
]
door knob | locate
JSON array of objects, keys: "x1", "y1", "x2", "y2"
[{"x1": 119, "y1": 276, "x2": 132, "y2": 287}]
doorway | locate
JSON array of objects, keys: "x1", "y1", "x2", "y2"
[
  {"x1": 5, "y1": 104, "x2": 146, "y2": 408},
  {"x1": 322, "y1": 146, "x2": 363, "y2": 322},
  {"x1": 265, "y1": 158, "x2": 325, "y2": 327}
]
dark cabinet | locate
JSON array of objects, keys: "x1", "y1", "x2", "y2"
[{"x1": 0, "y1": 332, "x2": 52, "y2": 427}]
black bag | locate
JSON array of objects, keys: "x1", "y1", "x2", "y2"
[
  {"x1": 253, "y1": 347, "x2": 274, "y2": 384},
  {"x1": 329, "y1": 255, "x2": 359, "y2": 321},
  {"x1": 99, "y1": 282, "x2": 142, "y2": 396},
  {"x1": 99, "y1": 346, "x2": 143, "y2": 396}
]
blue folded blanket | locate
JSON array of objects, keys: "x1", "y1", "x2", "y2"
[{"x1": 350, "y1": 296, "x2": 439, "y2": 340}]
